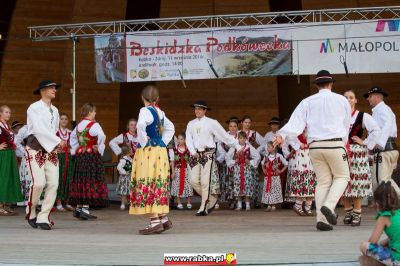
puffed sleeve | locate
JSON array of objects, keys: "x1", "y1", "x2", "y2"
[
  {"x1": 249, "y1": 145, "x2": 261, "y2": 168},
  {"x1": 69, "y1": 127, "x2": 78, "y2": 155},
  {"x1": 161, "y1": 111, "x2": 175, "y2": 147},
  {"x1": 117, "y1": 158, "x2": 127, "y2": 175},
  {"x1": 225, "y1": 147, "x2": 236, "y2": 167},
  {"x1": 89, "y1": 123, "x2": 106, "y2": 156},
  {"x1": 362, "y1": 113, "x2": 381, "y2": 150},
  {"x1": 109, "y1": 133, "x2": 123, "y2": 156},
  {"x1": 279, "y1": 100, "x2": 307, "y2": 141}
]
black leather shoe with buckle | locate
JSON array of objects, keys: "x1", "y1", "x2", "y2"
[
  {"x1": 28, "y1": 218, "x2": 38, "y2": 229},
  {"x1": 316, "y1": 221, "x2": 333, "y2": 231},
  {"x1": 37, "y1": 223, "x2": 52, "y2": 230},
  {"x1": 195, "y1": 211, "x2": 208, "y2": 216}
]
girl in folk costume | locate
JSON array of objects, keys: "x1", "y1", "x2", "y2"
[
  {"x1": 69, "y1": 103, "x2": 109, "y2": 220},
  {"x1": 261, "y1": 142, "x2": 288, "y2": 211},
  {"x1": 116, "y1": 145, "x2": 132, "y2": 211},
  {"x1": 130, "y1": 85, "x2": 175, "y2": 235},
  {"x1": 284, "y1": 131, "x2": 316, "y2": 216},
  {"x1": 169, "y1": 133, "x2": 193, "y2": 210},
  {"x1": 0, "y1": 105, "x2": 23, "y2": 216},
  {"x1": 55, "y1": 113, "x2": 74, "y2": 212},
  {"x1": 109, "y1": 118, "x2": 139, "y2": 158},
  {"x1": 239, "y1": 115, "x2": 265, "y2": 208},
  {"x1": 343, "y1": 90, "x2": 380, "y2": 226},
  {"x1": 217, "y1": 116, "x2": 239, "y2": 209},
  {"x1": 226, "y1": 131, "x2": 261, "y2": 211}
]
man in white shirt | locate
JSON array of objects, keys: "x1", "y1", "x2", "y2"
[
  {"x1": 274, "y1": 70, "x2": 351, "y2": 231},
  {"x1": 186, "y1": 100, "x2": 242, "y2": 216},
  {"x1": 364, "y1": 86, "x2": 398, "y2": 189},
  {"x1": 25, "y1": 80, "x2": 66, "y2": 230}
]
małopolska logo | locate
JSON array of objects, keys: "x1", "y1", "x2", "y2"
[
  {"x1": 376, "y1": 19, "x2": 400, "y2": 32},
  {"x1": 320, "y1": 39, "x2": 334, "y2": 53}
]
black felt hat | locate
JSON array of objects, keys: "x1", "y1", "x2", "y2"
[
  {"x1": 312, "y1": 70, "x2": 335, "y2": 84},
  {"x1": 33, "y1": 80, "x2": 61, "y2": 95},
  {"x1": 268, "y1": 117, "x2": 280, "y2": 125},
  {"x1": 191, "y1": 100, "x2": 211, "y2": 110},
  {"x1": 363, "y1": 86, "x2": 388, "y2": 98},
  {"x1": 11, "y1": 121, "x2": 23, "y2": 129}
]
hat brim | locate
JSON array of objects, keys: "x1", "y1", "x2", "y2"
[
  {"x1": 191, "y1": 104, "x2": 211, "y2": 110},
  {"x1": 33, "y1": 84, "x2": 61, "y2": 95},
  {"x1": 268, "y1": 121, "x2": 280, "y2": 125},
  {"x1": 11, "y1": 123, "x2": 23, "y2": 129},
  {"x1": 363, "y1": 91, "x2": 388, "y2": 98},
  {"x1": 313, "y1": 78, "x2": 335, "y2": 84}
]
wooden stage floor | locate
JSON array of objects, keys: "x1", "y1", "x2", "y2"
[{"x1": 0, "y1": 205, "x2": 373, "y2": 265}]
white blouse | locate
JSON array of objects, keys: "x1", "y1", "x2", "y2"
[
  {"x1": 109, "y1": 132, "x2": 139, "y2": 156},
  {"x1": 70, "y1": 120, "x2": 106, "y2": 156},
  {"x1": 136, "y1": 106, "x2": 175, "y2": 148},
  {"x1": 225, "y1": 143, "x2": 261, "y2": 168}
]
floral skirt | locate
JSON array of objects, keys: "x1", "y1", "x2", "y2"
[
  {"x1": 344, "y1": 144, "x2": 373, "y2": 198},
  {"x1": 69, "y1": 153, "x2": 109, "y2": 208},
  {"x1": 224, "y1": 166, "x2": 235, "y2": 201},
  {"x1": 170, "y1": 167, "x2": 193, "y2": 198},
  {"x1": 286, "y1": 149, "x2": 316, "y2": 199},
  {"x1": 0, "y1": 150, "x2": 23, "y2": 202},
  {"x1": 233, "y1": 165, "x2": 257, "y2": 197},
  {"x1": 129, "y1": 146, "x2": 170, "y2": 215},
  {"x1": 367, "y1": 243, "x2": 400, "y2": 266},
  {"x1": 19, "y1": 157, "x2": 31, "y2": 204},
  {"x1": 116, "y1": 174, "x2": 130, "y2": 196},
  {"x1": 261, "y1": 175, "x2": 283, "y2": 205},
  {"x1": 57, "y1": 153, "x2": 75, "y2": 201}
]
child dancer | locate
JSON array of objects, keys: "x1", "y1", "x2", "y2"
[
  {"x1": 226, "y1": 131, "x2": 260, "y2": 211},
  {"x1": 261, "y1": 142, "x2": 288, "y2": 211},
  {"x1": 55, "y1": 113, "x2": 74, "y2": 211},
  {"x1": 285, "y1": 131, "x2": 316, "y2": 216},
  {"x1": 116, "y1": 145, "x2": 132, "y2": 210},
  {"x1": 218, "y1": 116, "x2": 240, "y2": 209},
  {"x1": 169, "y1": 133, "x2": 193, "y2": 210},
  {"x1": 359, "y1": 181, "x2": 400, "y2": 266},
  {"x1": 69, "y1": 103, "x2": 109, "y2": 220}
]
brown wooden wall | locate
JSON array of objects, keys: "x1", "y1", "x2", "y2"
[
  {"x1": 0, "y1": 0, "x2": 399, "y2": 149},
  {"x1": 0, "y1": 0, "x2": 127, "y2": 142}
]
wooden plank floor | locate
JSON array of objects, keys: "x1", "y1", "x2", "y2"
[{"x1": 0, "y1": 205, "x2": 374, "y2": 265}]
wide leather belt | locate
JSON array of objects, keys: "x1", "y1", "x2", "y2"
[{"x1": 312, "y1": 138, "x2": 342, "y2": 143}]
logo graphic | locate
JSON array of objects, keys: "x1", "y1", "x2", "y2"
[
  {"x1": 376, "y1": 20, "x2": 400, "y2": 32},
  {"x1": 320, "y1": 39, "x2": 334, "y2": 53},
  {"x1": 225, "y1": 253, "x2": 236, "y2": 264}
]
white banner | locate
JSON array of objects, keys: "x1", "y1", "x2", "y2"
[
  {"x1": 94, "y1": 19, "x2": 400, "y2": 83},
  {"x1": 292, "y1": 20, "x2": 400, "y2": 74}
]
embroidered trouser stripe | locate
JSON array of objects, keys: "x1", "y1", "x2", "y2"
[
  {"x1": 25, "y1": 148, "x2": 59, "y2": 224},
  {"x1": 189, "y1": 154, "x2": 218, "y2": 212},
  {"x1": 371, "y1": 150, "x2": 399, "y2": 191}
]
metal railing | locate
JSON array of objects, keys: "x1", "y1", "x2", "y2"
[{"x1": 28, "y1": 6, "x2": 400, "y2": 41}]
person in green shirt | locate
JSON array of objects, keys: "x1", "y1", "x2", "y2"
[{"x1": 360, "y1": 180, "x2": 400, "y2": 266}]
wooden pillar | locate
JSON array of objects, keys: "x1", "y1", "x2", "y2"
[
  {"x1": 118, "y1": 0, "x2": 161, "y2": 131},
  {"x1": 269, "y1": 0, "x2": 311, "y2": 121}
]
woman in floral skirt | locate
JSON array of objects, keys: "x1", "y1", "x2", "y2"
[{"x1": 129, "y1": 85, "x2": 175, "y2": 235}]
